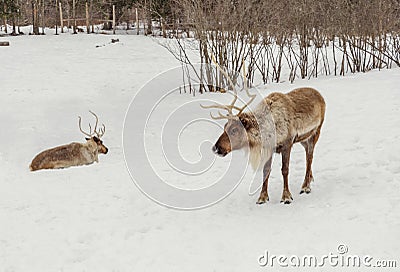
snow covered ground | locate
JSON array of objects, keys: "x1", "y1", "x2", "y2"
[{"x1": 0, "y1": 33, "x2": 399, "y2": 271}]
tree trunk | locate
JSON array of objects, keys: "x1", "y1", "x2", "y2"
[
  {"x1": 90, "y1": 0, "x2": 95, "y2": 33},
  {"x1": 72, "y1": 0, "x2": 77, "y2": 34},
  {"x1": 135, "y1": 7, "x2": 139, "y2": 35},
  {"x1": 161, "y1": 17, "x2": 166, "y2": 38},
  {"x1": 86, "y1": 2, "x2": 90, "y2": 34},
  {"x1": 32, "y1": 0, "x2": 39, "y2": 35},
  {"x1": 55, "y1": 0, "x2": 58, "y2": 35},
  {"x1": 103, "y1": 8, "x2": 112, "y2": 30},
  {"x1": 3, "y1": 3, "x2": 7, "y2": 34},
  {"x1": 12, "y1": 16, "x2": 16, "y2": 35},
  {"x1": 127, "y1": 8, "x2": 131, "y2": 30},
  {"x1": 66, "y1": 1, "x2": 70, "y2": 30},
  {"x1": 112, "y1": 5, "x2": 115, "y2": 34},
  {"x1": 59, "y1": 1, "x2": 63, "y2": 33},
  {"x1": 145, "y1": 0, "x2": 152, "y2": 35},
  {"x1": 41, "y1": 0, "x2": 45, "y2": 34}
]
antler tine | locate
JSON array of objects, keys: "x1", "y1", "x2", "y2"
[
  {"x1": 96, "y1": 124, "x2": 106, "y2": 138},
  {"x1": 89, "y1": 110, "x2": 99, "y2": 133},
  {"x1": 78, "y1": 116, "x2": 94, "y2": 137},
  {"x1": 201, "y1": 55, "x2": 255, "y2": 119},
  {"x1": 236, "y1": 90, "x2": 256, "y2": 115},
  {"x1": 201, "y1": 103, "x2": 235, "y2": 120},
  {"x1": 200, "y1": 54, "x2": 240, "y2": 117},
  {"x1": 87, "y1": 111, "x2": 106, "y2": 138},
  {"x1": 209, "y1": 111, "x2": 232, "y2": 120}
]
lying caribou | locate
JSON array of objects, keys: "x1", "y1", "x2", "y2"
[
  {"x1": 29, "y1": 111, "x2": 108, "y2": 171},
  {"x1": 202, "y1": 68, "x2": 325, "y2": 204}
]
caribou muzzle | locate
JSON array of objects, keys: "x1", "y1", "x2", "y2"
[
  {"x1": 212, "y1": 145, "x2": 227, "y2": 157},
  {"x1": 212, "y1": 132, "x2": 232, "y2": 157},
  {"x1": 101, "y1": 146, "x2": 109, "y2": 154}
]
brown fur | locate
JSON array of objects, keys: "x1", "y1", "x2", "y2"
[
  {"x1": 29, "y1": 137, "x2": 108, "y2": 171},
  {"x1": 212, "y1": 87, "x2": 325, "y2": 204}
]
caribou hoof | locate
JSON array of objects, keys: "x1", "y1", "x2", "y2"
[
  {"x1": 281, "y1": 199, "x2": 293, "y2": 204},
  {"x1": 256, "y1": 196, "x2": 269, "y2": 205},
  {"x1": 280, "y1": 192, "x2": 293, "y2": 204},
  {"x1": 300, "y1": 187, "x2": 311, "y2": 194}
]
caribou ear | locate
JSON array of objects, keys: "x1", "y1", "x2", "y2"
[{"x1": 239, "y1": 116, "x2": 251, "y2": 130}]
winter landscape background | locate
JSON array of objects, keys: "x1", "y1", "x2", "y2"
[{"x1": 1, "y1": 27, "x2": 400, "y2": 271}]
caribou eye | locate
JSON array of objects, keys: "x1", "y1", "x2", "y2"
[{"x1": 230, "y1": 127, "x2": 238, "y2": 135}]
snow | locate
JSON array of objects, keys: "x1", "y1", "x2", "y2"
[{"x1": 1, "y1": 32, "x2": 399, "y2": 271}]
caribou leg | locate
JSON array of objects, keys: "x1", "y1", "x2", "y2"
[
  {"x1": 256, "y1": 157, "x2": 272, "y2": 204},
  {"x1": 280, "y1": 144, "x2": 293, "y2": 204},
  {"x1": 300, "y1": 126, "x2": 322, "y2": 194}
]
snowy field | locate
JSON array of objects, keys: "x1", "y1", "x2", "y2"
[{"x1": 0, "y1": 33, "x2": 399, "y2": 271}]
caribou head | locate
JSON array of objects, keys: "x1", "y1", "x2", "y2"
[
  {"x1": 201, "y1": 59, "x2": 256, "y2": 157},
  {"x1": 78, "y1": 111, "x2": 108, "y2": 154}
]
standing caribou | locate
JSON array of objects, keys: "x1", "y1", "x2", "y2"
[
  {"x1": 202, "y1": 65, "x2": 325, "y2": 204},
  {"x1": 29, "y1": 111, "x2": 108, "y2": 171}
]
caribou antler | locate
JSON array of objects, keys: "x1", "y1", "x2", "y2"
[
  {"x1": 200, "y1": 56, "x2": 256, "y2": 120},
  {"x1": 78, "y1": 111, "x2": 106, "y2": 138},
  {"x1": 95, "y1": 123, "x2": 106, "y2": 138}
]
